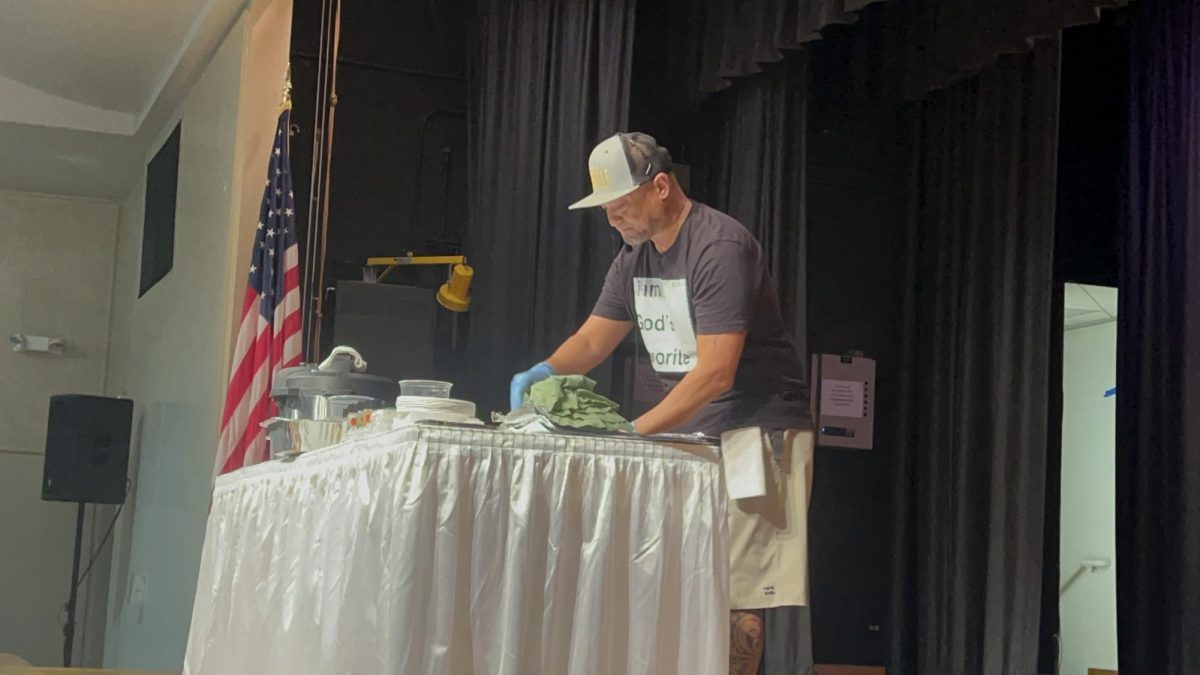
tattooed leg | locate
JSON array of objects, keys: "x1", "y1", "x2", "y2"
[{"x1": 729, "y1": 609, "x2": 765, "y2": 675}]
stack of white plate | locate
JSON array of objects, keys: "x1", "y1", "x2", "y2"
[{"x1": 393, "y1": 396, "x2": 478, "y2": 426}]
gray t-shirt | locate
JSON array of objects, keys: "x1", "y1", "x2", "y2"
[{"x1": 593, "y1": 201, "x2": 811, "y2": 435}]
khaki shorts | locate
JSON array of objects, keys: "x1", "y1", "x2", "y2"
[{"x1": 728, "y1": 429, "x2": 815, "y2": 610}]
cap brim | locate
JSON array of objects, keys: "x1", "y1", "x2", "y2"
[{"x1": 568, "y1": 184, "x2": 640, "y2": 210}]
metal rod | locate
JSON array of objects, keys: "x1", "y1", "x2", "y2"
[
  {"x1": 367, "y1": 255, "x2": 465, "y2": 266},
  {"x1": 1059, "y1": 565, "x2": 1088, "y2": 596},
  {"x1": 412, "y1": 109, "x2": 466, "y2": 241},
  {"x1": 310, "y1": 0, "x2": 343, "y2": 359},
  {"x1": 375, "y1": 265, "x2": 397, "y2": 283},
  {"x1": 62, "y1": 502, "x2": 85, "y2": 667},
  {"x1": 290, "y1": 53, "x2": 466, "y2": 82},
  {"x1": 440, "y1": 147, "x2": 452, "y2": 238},
  {"x1": 302, "y1": 0, "x2": 335, "y2": 361},
  {"x1": 451, "y1": 310, "x2": 459, "y2": 352}
]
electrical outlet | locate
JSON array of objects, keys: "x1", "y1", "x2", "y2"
[{"x1": 130, "y1": 574, "x2": 147, "y2": 624}]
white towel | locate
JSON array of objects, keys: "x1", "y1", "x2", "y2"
[{"x1": 720, "y1": 426, "x2": 767, "y2": 499}]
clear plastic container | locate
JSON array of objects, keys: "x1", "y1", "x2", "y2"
[{"x1": 398, "y1": 379, "x2": 453, "y2": 398}]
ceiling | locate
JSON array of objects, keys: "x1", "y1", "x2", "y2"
[
  {"x1": 1064, "y1": 283, "x2": 1118, "y2": 331},
  {"x1": 0, "y1": 0, "x2": 245, "y2": 198},
  {"x1": 0, "y1": 0, "x2": 210, "y2": 115}
]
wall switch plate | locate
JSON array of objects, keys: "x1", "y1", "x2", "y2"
[{"x1": 130, "y1": 574, "x2": 147, "y2": 623}]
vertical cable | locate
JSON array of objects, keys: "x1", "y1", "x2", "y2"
[
  {"x1": 301, "y1": 0, "x2": 342, "y2": 362},
  {"x1": 311, "y1": 1, "x2": 342, "y2": 356}
]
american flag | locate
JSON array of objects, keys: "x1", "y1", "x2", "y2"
[{"x1": 213, "y1": 108, "x2": 302, "y2": 476}]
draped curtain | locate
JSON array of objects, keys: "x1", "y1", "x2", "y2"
[
  {"x1": 1118, "y1": 1, "x2": 1200, "y2": 672},
  {"x1": 701, "y1": 57, "x2": 814, "y2": 674},
  {"x1": 653, "y1": 0, "x2": 1127, "y2": 102},
  {"x1": 887, "y1": 0, "x2": 1127, "y2": 98},
  {"x1": 466, "y1": 0, "x2": 635, "y2": 415},
  {"x1": 646, "y1": 0, "x2": 880, "y2": 107},
  {"x1": 639, "y1": 4, "x2": 1108, "y2": 673},
  {"x1": 643, "y1": 0, "x2": 1128, "y2": 103},
  {"x1": 706, "y1": 57, "x2": 809, "y2": 367},
  {"x1": 465, "y1": 1, "x2": 1144, "y2": 672},
  {"x1": 891, "y1": 40, "x2": 1061, "y2": 675}
]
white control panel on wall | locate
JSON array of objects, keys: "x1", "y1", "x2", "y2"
[
  {"x1": 812, "y1": 352, "x2": 876, "y2": 450},
  {"x1": 9, "y1": 333, "x2": 65, "y2": 354}
]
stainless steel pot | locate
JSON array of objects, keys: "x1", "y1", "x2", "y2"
[{"x1": 270, "y1": 347, "x2": 398, "y2": 421}]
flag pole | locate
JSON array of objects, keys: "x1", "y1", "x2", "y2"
[{"x1": 301, "y1": 0, "x2": 342, "y2": 364}]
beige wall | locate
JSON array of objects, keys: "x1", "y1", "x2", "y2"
[
  {"x1": 101, "y1": 0, "x2": 293, "y2": 668},
  {"x1": 1060, "y1": 313, "x2": 1119, "y2": 675},
  {"x1": 99, "y1": 22, "x2": 243, "y2": 671},
  {"x1": 226, "y1": 0, "x2": 297, "y2": 363},
  {"x1": 0, "y1": 190, "x2": 119, "y2": 666},
  {"x1": 0, "y1": 0, "x2": 292, "y2": 667}
]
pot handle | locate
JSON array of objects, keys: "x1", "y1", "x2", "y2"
[{"x1": 317, "y1": 346, "x2": 368, "y2": 373}]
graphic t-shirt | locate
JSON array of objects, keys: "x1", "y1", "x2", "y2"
[{"x1": 592, "y1": 201, "x2": 811, "y2": 435}]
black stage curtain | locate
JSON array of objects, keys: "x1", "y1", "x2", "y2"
[
  {"x1": 885, "y1": 0, "x2": 1125, "y2": 99},
  {"x1": 466, "y1": 1, "x2": 1128, "y2": 671},
  {"x1": 701, "y1": 56, "x2": 814, "y2": 674},
  {"x1": 891, "y1": 39, "x2": 1061, "y2": 675},
  {"x1": 647, "y1": 0, "x2": 1123, "y2": 103},
  {"x1": 674, "y1": 0, "x2": 881, "y2": 98},
  {"x1": 1118, "y1": 2, "x2": 1200, "y2": 672},
  {"x1": 706, "y1": 56, "x2": 809, "y2": 366},
  {"x1": 465, "y1": 0, "x2": 636, "y2": 414}
]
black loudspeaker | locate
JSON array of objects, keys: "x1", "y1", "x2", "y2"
[
  {"x1": 333, "y1": 281, "x2": 438, "y2": 382},
  {"x1": 42, "y1": 395, "x2": 133, "y2": 504}
]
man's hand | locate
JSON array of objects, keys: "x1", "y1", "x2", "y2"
[
  {"x1": 509, "y1": 315, "x2": 633, "y2": 411},
  {"x1": 634, "y1": 331, "x2": 746, "y2": 435},
  {"x1": 510, "y1": 362, "x2": 555, "y2": 410}
]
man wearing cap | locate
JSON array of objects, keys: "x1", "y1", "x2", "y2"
[{"x1": 510, "y1": 132, "x2": 813, "y2": 674}]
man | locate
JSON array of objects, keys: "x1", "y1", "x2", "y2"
[{"x1": 510, "y1": 132, "x2": 813, "y2": 675}]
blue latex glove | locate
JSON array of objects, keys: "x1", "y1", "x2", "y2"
[{"x1": 510, "y1": 362, "x2": 555, "y2": 410}]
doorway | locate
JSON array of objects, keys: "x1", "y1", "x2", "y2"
[{"x1": 1057, "y1": 282, "x2": 1118, "y2": 675}]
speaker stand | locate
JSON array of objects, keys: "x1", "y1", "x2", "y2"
[{"x1": 62, "y1": 501, "x2": 85, "y2": 667}]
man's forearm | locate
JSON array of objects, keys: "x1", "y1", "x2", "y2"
[
  {"x1": 545, "y1": 332, "x2": 609, "y2": 375},
  {"x1": 634, "y1": 366, "x2": 732, "y2": 435}
]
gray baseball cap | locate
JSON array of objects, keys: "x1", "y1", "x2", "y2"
[{"x1": 569, "y1": 132, "x2": 674, "y2": 210}]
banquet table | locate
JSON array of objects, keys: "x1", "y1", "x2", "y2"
[{"x1": 183, "y1": 422, "x2": 729, "y2": 675}]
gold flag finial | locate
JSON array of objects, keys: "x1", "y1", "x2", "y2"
[{"x1": 281, "y1": 63, "x2": 293, "y2": 111}]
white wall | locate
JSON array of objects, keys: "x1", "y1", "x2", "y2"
[
  {"x1": 1059, "y1": 317, "x2": 1119, "y2": 675},
  {"x1": 0, "y1": 0, "x2": 291, "y2": 668},
  {"x1": 0, "y1": 190, "x2": 119, "y2": 666},
  {"x1": 99, "y1": 20, "x2": 244, "y2": 670},
  {"x1": 100, "y1": 0, "x2": 292, "y2": 667}
]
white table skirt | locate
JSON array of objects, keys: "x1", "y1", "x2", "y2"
[{"x1": 183, "y1": 423, "x2": 729, "y2": 675}]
